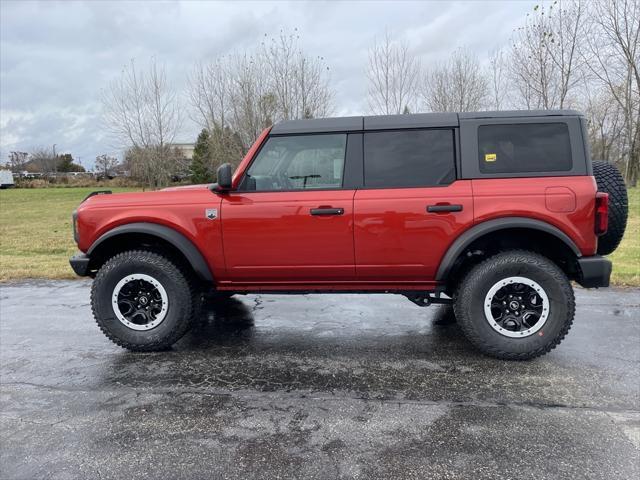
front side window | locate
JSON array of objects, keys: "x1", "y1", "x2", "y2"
[
  {"x1": 363, "y1": 129, "x2": 456, "y2": 188},
  {"x1": 242, "y1": 134, "x2": 346, "y2": 191},
  {"x1": 478, "y1": 123, "x2": 572, "y2": 174}
]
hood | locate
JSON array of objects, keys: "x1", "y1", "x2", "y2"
[
  {"x1": 79, "y1": 185, "x2": 216, "y2": 209},
  {"x1": 161, "y1": 183, "x2": 213, "y2": 192}
]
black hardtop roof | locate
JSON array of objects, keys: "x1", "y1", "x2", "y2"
[
  {"x1": 458, "y1": 109, "x2": 582, "y2": 119},
  {"x1": 270, "y1": 110, "x2": 583, "y2": 134}
]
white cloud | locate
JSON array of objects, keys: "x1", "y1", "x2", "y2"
[{"x1": 0, "y1": 0, "x2": 534, "y2": 167}]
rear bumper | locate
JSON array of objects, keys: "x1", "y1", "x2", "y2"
[
  {"x1": 576, "y1": 255, "x2": 612, "y2": 288},
  {"x1": 69, "y1": 253, "x2": 91, "y2": 277}
]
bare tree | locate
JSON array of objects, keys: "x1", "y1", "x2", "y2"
[
  {"x1": 509, "y1": 1, "x2": 585, "y2": 109},
  {"x1": 101, "y1": 59, "x2": 182, "y2": 187},
  {"x1": 585, "y1": 0, "x2": 640, "y2": 185},
  {"x1": 188, "y1": 57, "x2": 232, "y2": 133},
  {"x1": 548, "y1": 1, "x2": 586, "y2": 106},
  {"x1": 7, "y1": 151, "x2": 29, "y2": 173},
  {"x1": 95, "y1": 154, "x2": 119, "y2": 178},
  {"x1": 583, "y1": 85, "x2": 625, "y2": 163},
  {"x1": 188, "y1": 32, "x2": 333, "y2": 153},
  {"x1": 263, "y1": 32, "x2": 333, "y2": 120},
  {"x1": 489, "y1": 49, "x2": 508, "y2": 110},
  {"x1": 29, "y1": 147, "x2": 56, "y2": 176},
  {"x1": 367, "y1": 31, "x2": 420, "y2": 115},
  {"x1": 422, "y1": 47, "x2": 488, "y2": 112},
  {"x1": 189, "y1": 52, "x2": 275, "y2": 157},
  {"x1": 229, "y1": 52, "x2": 278, "y2": 148}
]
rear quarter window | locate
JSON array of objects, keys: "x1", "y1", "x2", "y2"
[{"x1": 478, "y1": 123, "x2": 572, "y2": 174}]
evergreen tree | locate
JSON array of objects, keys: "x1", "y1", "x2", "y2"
[
  {"x1": 190, "y1": 129, "x2": 213, "y2": 184},
  {"x1": 56, "y1": 153, "x2": 85, "y2": 172}
]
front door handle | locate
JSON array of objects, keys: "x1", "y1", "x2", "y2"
[
  {"x1": 310, "y1": 207, "x2": 344, "y2": 216},
  {"x1": 427, "y1": 204, "x2": 463, "y2": 213}
]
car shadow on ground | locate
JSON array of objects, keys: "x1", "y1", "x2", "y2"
[
  {"x1": 192, "y1": 294, "x2": 258, "y2": 340},
  {"x1": 183, "y1": 294, "x2": 466, "y2": 356},
  {"x1": 78, "y1": 289, "x2": 638, "y2": 411},
  {"x1": 97, "y1": 295, "x2": 491, "y2": 394}
]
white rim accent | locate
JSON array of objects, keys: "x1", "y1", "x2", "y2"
[
  {"x1": 483, "y1": 276, "x2": 550, "y2": 338},
  {"x1": 112, "y1": 274, "x2": 169, "y2": 331}
]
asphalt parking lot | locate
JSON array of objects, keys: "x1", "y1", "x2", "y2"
[{"x1": 1, "y1": 281, "x2": 639, "y2": 479}]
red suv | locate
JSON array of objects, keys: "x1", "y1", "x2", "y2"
[{"x1": 70, "y1": 110, "x2": 628, "y2": 359}]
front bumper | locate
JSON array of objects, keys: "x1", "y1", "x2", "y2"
[
  {"x1": 69, "y1": 253, "x2": 91, "y2": 277},
  {"x1": 576, "y1": 255, "x2": 612, "y2": 288}
]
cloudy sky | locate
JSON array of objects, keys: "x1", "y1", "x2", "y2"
[{"x1": 1, "y1": 0, "x2": 533, "y2": 168}]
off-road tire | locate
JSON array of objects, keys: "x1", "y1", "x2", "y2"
[
  {"x1": 212, "y1": 291, "x2": 234, "y2": 299},
  {"x1": 593, "y1": 161, "x2": 628, "y2": 255},
  {"x1": 454, "y1": 250, "x2": 575, "y2": 360},
  {"x1": 91, "y1": 250, "x2": 195, "y2": 351}
]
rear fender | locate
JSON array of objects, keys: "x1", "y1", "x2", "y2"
[{"x1": 436, "y1": 217, "x2": 581, "y2": 281}]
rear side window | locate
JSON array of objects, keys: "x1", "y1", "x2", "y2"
[
  {"x1": 363, "y1": 129, "x2": 456, "y2": 188},
  {"x1": 478, "y1": 123, "x2": 572, "y2": 174}
]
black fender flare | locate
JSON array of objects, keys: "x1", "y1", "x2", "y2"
[
  {"x1": 435, "y1": 217, "x2": 582, "y2": 281},
  {"x1": 87, "y1": 222, "x2": 214, "y2": 282}
]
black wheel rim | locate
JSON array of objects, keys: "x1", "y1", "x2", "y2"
[
  {"x1": 112, "y1": 274, "x2": 168, "y2": 330},
  {"x1": 484, "y1": 276, "x2": 550, "y2": 338}
]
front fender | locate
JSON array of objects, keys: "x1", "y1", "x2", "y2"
[{"x1": 87, "y1": 222, "x2": 214, "y2": 282}]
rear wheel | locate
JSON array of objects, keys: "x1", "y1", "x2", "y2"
[
  {"x1": 593, "y1": 161, "x2": 628, "y2": 255},
  {"x1": 454, "y1": 250, "x2": 574, "y2": 360},
  {"x1": 91, "y1": 250, "x2": 196, "y2": 351}
]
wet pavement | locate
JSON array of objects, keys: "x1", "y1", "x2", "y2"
[{"x1": 1, "y1": 280, "x2": 639, "y2": 479}]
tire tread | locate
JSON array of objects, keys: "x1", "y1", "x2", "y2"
[
  {"x1": 91, "y1": 249, "x2": 196, "y2": 351},
  {"x1": 593, "y1": 161, "x2": 628, "y2": 255},
  {"x1": 454, "y1": 250, "x2": 575, "y2": 360}
]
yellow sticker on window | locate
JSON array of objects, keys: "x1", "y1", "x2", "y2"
[{"x1": 485, "y1": 153, "x2": 497, "y2": 162}]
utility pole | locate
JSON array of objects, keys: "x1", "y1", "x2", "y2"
[{"x1": 52, "y1": 144, "x2": 57, "y2": 178}]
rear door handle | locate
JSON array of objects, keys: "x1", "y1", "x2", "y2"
[
  {"x1": 310, "y1": 207, "x2": 344, "y2": 216},
  {"x1": 427, "y1": 204, "x2": 463, "y2": 213}
]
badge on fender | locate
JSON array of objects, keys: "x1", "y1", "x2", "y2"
[{"x1": 205, "y1": 208, "x2": 218, "y2": 220}]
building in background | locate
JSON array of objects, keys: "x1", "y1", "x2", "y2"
[{"x1": 171, "y1": 143, "x2": 195, "y2": 161}]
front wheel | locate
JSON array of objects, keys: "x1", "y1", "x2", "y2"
[
  {"x1": 91, "y1": 250, "x2": 196, "y2": 351},
  {"x1": 454, "y1": 250, "x2": 575, "y2": 360}
]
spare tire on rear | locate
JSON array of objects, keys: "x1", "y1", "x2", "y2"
[{"x1": 592, "y1": 161, "x2": 628, "y2": 255}]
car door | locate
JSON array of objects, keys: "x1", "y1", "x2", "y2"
[
  {"x1": 353, "y1": 128, "x2": 474, "y2": 281},
  {"x1": 220, "y1": 133, "x2": 357, "y2": 283}
]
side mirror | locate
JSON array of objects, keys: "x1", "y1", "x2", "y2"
[{"x1": 215, "y1": 163, "x2": 233, "y2": 191}]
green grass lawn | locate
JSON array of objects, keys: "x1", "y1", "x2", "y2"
[
  {"x1": 0, "y1": 187, "x2": 139, "y2": 281},
  {"x1": 0, "y1": 186, "x2": 638, "y2": 285},
  {"x1": 609, "y1": 186, "x2": 639, "y2": 286}
]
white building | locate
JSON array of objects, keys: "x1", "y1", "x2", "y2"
[{"x1": 171, "y1": 143, "x2": 195, "y2": 160}]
